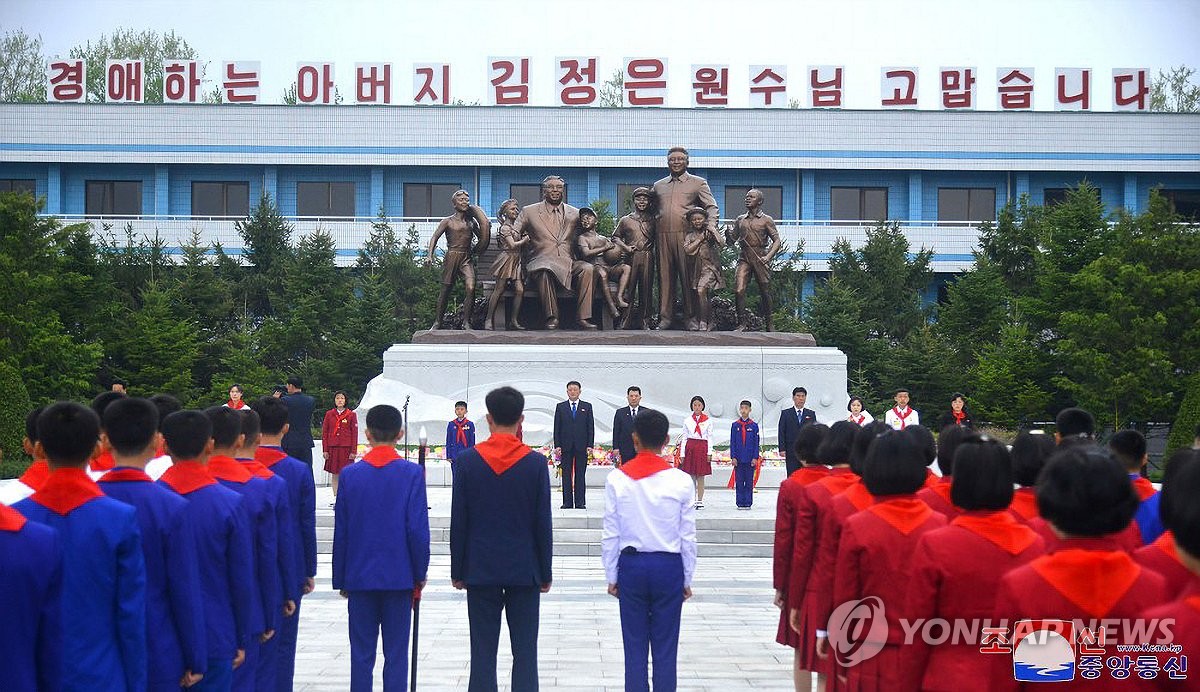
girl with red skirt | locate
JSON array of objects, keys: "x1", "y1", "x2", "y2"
[
  {"x1": 680, "y1": 395, "x2": 713, "y2": 509},
  {"x1": 321, "y1": 390, "x2": 358, "y2": 498}
]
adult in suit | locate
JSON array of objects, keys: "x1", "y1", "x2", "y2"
[
  {"x1": 652, "y1": 146, "x2": 719, "y2": 330},
  {"x1": 451, "y1": 386, "x2": 553, "y2": 692},
  {"x1": 611, "y1": 386, "x2": 643, "y2": 466},
  {"x1": 512, "y1": 175, "x2": 598, "y2": 330},
  {"x1": 553, "y1": 380, "x2": 594, "y2": 509},
  {"x1": 281, "y1": 376, "x2": 316, "y2": 465},
  {"x1": 777, "y1": 386, "x2": 818, "y2": 476}
]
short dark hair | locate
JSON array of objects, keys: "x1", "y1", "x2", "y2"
[
  {"x1": 239, "y1": 409, "x2": 261, "y2": 445},
  {"x1": 935, "y1": 424, "x2": 973, "y2": 476},
  {"x1": 485, "y1": 386, "x2": 524, "y2": 427},
  {"x1": 792, "y1": 387, "x2": 807, "y2": 396},
  {"x1": 91, "y1": 390, "x2": 127, "y2": 425},
  {"x1": 102, "y1": 397, "x2": 160, "y2": 456},
  {"x1": 1055, "y1": 407, "x2": 1095, "y2": 440},
  {"x1": 739, "y1": 400, "x2": 752, "y2": 409},
  {"x1": 633, "y1": 408, "x2": 669, "y2": 449},
  {"x1": 24, "y1": 406, "x2": 45, "y2": 443},
  {"x1": 252, "y1": 396, "x2": 290, "y2": 435},
  {"x1": 904, "y1": 424, "x2": 936, "y2": 467},
  {"x1": 566, "y1": 380, "x2": 581, "y2": 389},
  {"x1": 850, "y1": 421, "x2": 891, "y2": 475},
  {"x1": 1159, "y1": 450, "x2": 1200, "y2": 556},
  {"x1": 365, "y1": 405, "x2": 403, "y2": 441},
  {"x1": 627, "y1": 386, "x2": 641, "y2": 395},
  {"x1": 229, "y1": 383, "x2": 243, "y2": 394},
  {"x1": 817, "y1": 420, "x2": 859, "y2": 467},
  {"x1": 272, "y1": 385, "x2": 288, "y2": 396},
  {"x1": 1107, "y1": 429, "x2": 1147, "y2": 472},
  {"x1": 112, "y1": 378, "x2": 128, "y2": 388},
  {"x1": 37, "y1": 402, "x2": 100, "y2": 467},
  {"x1": 863, "y1": 429, "x2": 927, "y2": 496},
  {"x1": 162, "y1": 410, "x2": 211, "y2": 459},
  {"x1": 950, "y1": 436, "x2": 1014, "y2": 511},
  {"x1": 333, "y1": 390, "x2": 349, "y2": 403},
  {"x1": 1037, "y1": 447, "x2": 1138, "y2": 537},
  {"x1": 204, "y1": 405, "x2": 243, "y2": 449},
  {"x1": 454, "y1": 400, "x2": 468, "y2": 409},
  {"x1": 1010, "y1": 431, "x2": 1055, "y2": 487},
  {"x1": 149, "y1": 394, "x2": 182, "y2": 432},
  {"x1": 894, "y1": 387, "x2": 910, "y2": 396},
  {"x1": 286, "y1": 376, "x2": 304, "y2": 389},
  {"x1": 690, "y1": 395, "x2": 705, "y2": 410},
  {"x1": 949, "y1": 392, "x2": 965, "y2": 403},
  {"x1": 847, "y1": 396, "x2": 863, "y2": 412},
  {"x1": 795, "y1": 423, "x2": 829, "y2": 465}
]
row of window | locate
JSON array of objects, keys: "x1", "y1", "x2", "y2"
[{"x1": 4, "y1": 179, "x2": 1198, "y2": 220}]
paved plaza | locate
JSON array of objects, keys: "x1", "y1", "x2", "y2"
[{"x1": 294, "y1": 484, "x2": 796, "y2": 691}]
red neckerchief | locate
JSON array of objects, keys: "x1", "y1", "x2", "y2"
[
  {"x1": 19, "y1": 459, "x2": 52, "y2": 492},
  {"x1": 0, "y1": 503, "x2": 28, "y2": 532},
  {"x1": 840, "y1": 479, "x2": 875, "y2": 511},
  {"x1": 692, "y1": 412, "x2": 709, "y2": 435},
  {"x1": 621, "y1": 451, "x2": 672, "y2": 480},
  {"x1": 1130, "y1": 476, "x2": 1157, "y2": 501},
  {"x1": 1152, "y1": 531, "x2": 1182, "y2": 565},
  {"x1": 1186, "y1": 595, "x2": 1200, "y2": 614},
  {"x1": 336, "y1": 409, "x2": 352, "y2": 428},
  {"x1": 952, "y1": 410, "x2": 966, "y2": 425},
  {"x1": 255, "y1": 446, "x2": 288, "y2": 467},
  {"x1": 734, "y1": 418, "x2": 753, "y2": 445},
  {"x1": 90, "y1": 449, "x2": 115, "y2": 472},
  {"x1": 1031, "y1": 542, "x2": 1141, "y2": 619},
  {"x1": 160, "y1": 461, "x2": 217, "y2": 495},
  {"x1": 99, "y1": 467, "x2": 152, "y2": 483},
  {"x1": 815, "y1": 468, "x2": 858, "y2": 497},
  {"x1": 473, "y1": 433, "x2": 531, "y2": 475},
  {"x1": 928, "y1": 477, "x2": 954, "y2": 506},
  {"x1": 226, "y1": 399, "x2": 246, "y2": 410},
  {"x1": 923, "y1": 467, "x2": 939, "y2": 489},
  {"x1": 790, "y1": 466, "x2": 829, "y2": 487},
  {"x1": 453, "y1": 418, "x2": 471, "y2": 446},
  {"x1": 208, "y1": 454, "x2": 254, "y2": 483},
  {"x1": 954, "y1": 510, "x2": 1040, "y2": 556},
  {"x1": 867, "y1": 496, "x2": 934, "y2": 535},
  {"x1": 362, "y1": 446, "x2": 400, "y2": 468},
  {"x1": 1010, "y1": 487, "x2": 1040, "y2": 521},
  {"x1": 30, "y1": 467, "x2": 104, "y2": 516},
  {"x1": 850, "y1": 413, "x2": 865, "y2": 425},
  {"x1": 891, "y1": 406, "x2": 914, "y2": 429},
  {"x1": 237, "y1": 457, "x2": 274, "y2": 479}
]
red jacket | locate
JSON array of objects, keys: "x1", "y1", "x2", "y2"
[
  {"x1": 1134, "y1": 532, "x2": 1195, "y2": 600},
  {"x1": 918, "y1": 476, "x2": 963, "y2": 521},
  {"x1": 321, "y1": 408, "x2": 358, "y2": 449}
]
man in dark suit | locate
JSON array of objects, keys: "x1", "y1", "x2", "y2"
[
  {"x1": 611, "y1": 385, "x2": 643, "y2": 467},
  {"x1": 451, "y1": 386, "x2": 552, "y2": 692},
  {"x1": 281, "y1": 376, "x2": 316, "y2": 465},
  {"x1": 553, "y1": 380, "x2": 594, "y2": 509},
  {"x1": 776, "y1": 386, "x2": 817, "y2": 475}
]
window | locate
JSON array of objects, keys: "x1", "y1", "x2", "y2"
[
  {"x1": 1162, "y1": 189, "x2": 1200, "y2": 219},
  {"x1": 191, "y1": 181, "x2": 249, "y2": 217},
  {"x1": 830, "y1": 187, "x2": 887, "y2": 221},
  {"x1": 724, "y1": 186, "x2": 783, "y2": 219},
  {"x1": 297, "y1": 181, "x2": 355, "y2": 217},
  {"x1": 404, "y1": 183, "x2": 462, "y2": 218},
  {"x1": 0, "y1": 179, "x2": 35, "y2": 195},
  {"x1": 938, "y1": 188, "x2": 996, "y2": 221},
  {"x1": 616, "y1": 183, "x2": 654, "y2": 215},
  {"x1": 85, "y1": 180, "x2": 142, "y2": 216},
  {"x1": 1043, "y1": 187, "x2": 1101, "y2": 207},
  {"x1": 510, "y1": 183, "x2": 567, "y2": 209}
]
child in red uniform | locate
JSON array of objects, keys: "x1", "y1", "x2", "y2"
[
  {"x1": 1008, "y1": 431, "x2": 1055, "y2": 522},
  {"x1": 991, "y1": 447, "x2": 1168, "y2": 691},
  {"x1": 1134, "y1": 449, "x2": 1200, "y2": 600},
  {"x1": 321, "y1": 391, "x2": 359, "y2": 500},
  {"x1": 917, "y1": 424, "x2": 972, "y2": 519},
  {"x1": 903, "y1": 436, "x2": 1046, "y2": 690}
]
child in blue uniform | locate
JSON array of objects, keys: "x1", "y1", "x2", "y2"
[
  {"x1": 445, "y1": 400, "x2": 476, "y2": 475},
  {"x1": 0, "y1": 500, "x2": 61, "y2": 692},
  {"x1": 159, "y1": 410, "x2": 254, "y2": 692},
  {"x1": 15, "y1": 401, "x2": 148, "y2": 691},
  {"x1": 730, "y1": 400, "x2": 761, "y2": 509},
  {"x1": 334, "y1": 404, "x2": 431, "y2": 692},
  {"x1": 98, "y1": 397, "x2": 207, "y2": 690}
]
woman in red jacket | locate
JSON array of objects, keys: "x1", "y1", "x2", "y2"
[{"x1": 321, "y1": 390, "x2": 358, "y2": 499}]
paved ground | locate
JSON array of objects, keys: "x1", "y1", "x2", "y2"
[{"x1": 294, "y1": 485, "x2": 798, "y2": 691}]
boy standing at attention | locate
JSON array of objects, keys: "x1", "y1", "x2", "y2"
[
  {"x1": 0, "y1": 477, "x2": 61, "y2": 692},
  {"x1": 333, "y1": 404, "x2": 430, "y2": 692},
  {"x1": 446, "y1": 400, "x2": 476, "y2": 477},
  {"x1": 730, "y1": 400, "x2": 761, "y2": 509},
  {"x1": 15, "y1": 402, "x2": 148, "y2": 691},
  {"x1": 884, "y1": 387, "x2": 920, "y2": 430}
]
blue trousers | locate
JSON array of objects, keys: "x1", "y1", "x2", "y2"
[
  {"x1": 347, "y1": 590, "x2": 413, "y2": 692},
  {"x1": 733, "y1": 461, "x2": 755, "y2": 508},
  {"x1": 193, "y1": 657, "x2": 232, "y2": 692},
  {"x1": 256, "y1": 625, "x2": 278, "y2": 692},
  {"x1": 618, "y1": 551, "x2": 684, "y2": 692},
  {"x1": 466, "y1": 585, "x2": 541, "y2": 692},
  {"x1": 276, "y1": 595, "x2": 303, "y2": 692}
]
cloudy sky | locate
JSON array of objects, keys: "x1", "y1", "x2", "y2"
[{"x1": 6, "y1": 0, "x2": 1200, "y2": 108}]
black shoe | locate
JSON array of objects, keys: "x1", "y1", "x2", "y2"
[{"x1": 560, "y1": 504, "x2": 573, "y2": 509}]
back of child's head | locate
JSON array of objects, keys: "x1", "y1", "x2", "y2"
[
  {"x1": 25, "y1": 405, "x2": 45, "y2": 443},
  {"x1": 91, "y1": 390, "x2": 127, "y2": 426},
  {"x1": 162, "y1": 410, "x2": 212, "y2": 459},
  {"x1": 1011, "y1": 431, "x2": 1055, "y2": 487},
  {"x1": 102, "y1": 397, "x2": 160, "y2": 456},
  {"x1": 795, "y1": 423, "x2": 829, "y2": 465},
  {"x1": 252, "y1": 396, "x2": 290, "y2": 435},
  {"x1": 633, "y1": 408, "x2": 669, "y2": 450},
  {"x1": 485, "y1": 386, "x2": 524, "y2": 427},
  {"x1": 204, "y1": 405, "x2": 243, "y2": 449},
  {"x1": 817, "y1": 421, "x2": 858, "y2": 467},
  {"x1": 149, "y1": 394, "x2": 182, "y2": 431},
  {"x1": 1107, "y1": 429, "x2": 1147, "y2": 473},
  {"x1": 1055, "y1": 407, "x2": 1095, "y2": 443},
  {"x1": 38, "y1": 402, "x2": 101, "y2": 467},
  {"x1": 862, "y1": 429, "x2": 927, "y2": 496},
  {"x1": 1159, "y1": 450, "x2": 1200, "y2": 557},
  {"x1": 365, "y1": 405, "x2": 403, "y2": 442},
  {"x1": 935, "y1": 424, "x2": 973, "y2": 476},
  {"x1": 238, "y1": 409, "x2": 261, "y2": 447},
  {"x1": 904, "y1": 424, "x2": 936, "y2": 467},
  {"x1": 1037, "y1": 446, "x2": 1138, "y2": 537},
  {"x1": 849, "y1": 421, "x2": 890, "y2": 474},
  {"x1": 950, "y1": 436, "x2": 1014, "y2": 511}
]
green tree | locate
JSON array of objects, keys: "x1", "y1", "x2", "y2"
[
  {"x1": 68, "y1": 28, "x2": 202, "y2": 103},
  {"x1": 236, "y1": 193, "x2": 294, "y2": 316},
  {"x1": 110, "y1": 284, "x2": 201, "y2": 401},
  {"x1": 0, "y1": 27, "x2": 46, "y2": 102},
  {"x1": 826, "y1": 221, "x2": 933, "y2": 341},
  {"x1": 1165, "y1": 374, "x2": 1200, "y2": 458},
  {"x1": 1150, "y1": 65, "x2": 1200, "y2": 112},
  {"x1": 281, "y1": 82, "x2": 343, "y2": 105},
  {"x1": 965, "y1": 322, "x2": 1053, "y2": 428},
  {"x1": 0, "y1": 360, "x2": 33, "y2": 478},
  {"x1": 599, "y1": 68, "x2": 623, "y2": 107}
]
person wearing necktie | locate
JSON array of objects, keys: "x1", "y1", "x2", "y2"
[
  {"x1": 553, "y1": 381, "x2": 595, "y2": 509},
  {"x1": 777, "y1": 387, "x2": 818, "y2": 476},
  {"x1": 612, "y1": 386, "x2": 643, "y2": 468}
]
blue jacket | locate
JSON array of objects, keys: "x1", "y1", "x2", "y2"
[
  {"x1": 445, "y1": 418, "x2": 477, "y2": 462},
  {"x1": 258, "y1": 446, "x2": 318, "y2": 586},
  {"x1": 730, "y1": 418, "x2": 761, "y2": 464},
  {"x1": 0, "y1": 506, "x2": 62, "y2": 692},
  {"x1": 210, "y1": 458, "x2": 282, "y2": 637}
]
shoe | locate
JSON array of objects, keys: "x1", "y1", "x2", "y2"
[
  {"x1": 546, "y1": 317, "x2": 559, "y2": 330},
  {"x1": 561, "y1": 504, "x2": 573, "y2": 509},
  {"x1": 577, "y1": 319, "x2": 598, "y2": 330}
]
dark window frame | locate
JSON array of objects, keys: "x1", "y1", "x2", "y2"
[
  {"x1": 1043, "y1": 187, "x2": 1102, "y2": 208},
  {"x1": 191, "y1": 181, "x2": 250, "y2": 218},
  {"x1": 403, "y1": 183, "x2": 464, "y2": 218},
  {"x1": 297, "y1": 181, "x2": 355, "y2": 218},
  {"x1": 724, "y1": 185, "x2": 784, "y2": 220},
  {"x1": 0, "y1": 179, "x2": 36, "y2": 195},
  {"x1": 830, "y1": 186, "x2": 888, "y2": 221},
  {"x1": 85, "y1": 180, "x2": 143, "y2": 217},
  {"x1": 937, "y1": 187, "x2": 997, "y2": 222},
  {"x1": 1161, "y1": 189, "x2": 1200, "y2": 220}
]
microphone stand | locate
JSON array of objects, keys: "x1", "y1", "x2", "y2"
[{"x1": 402, "y1": 395, "x2": 411, "y2": 460}]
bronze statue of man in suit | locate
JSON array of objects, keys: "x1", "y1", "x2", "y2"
[
  {"x1": 652, "y1": 146, "x2": 719, "y2": 330},
  {"x1": 427, "y1": 189, "x2": 491, "y2": 329}
]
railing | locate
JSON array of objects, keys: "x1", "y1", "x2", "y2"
[{"x1": 49, "y1": 215, "x2": 986, "y2": 271}]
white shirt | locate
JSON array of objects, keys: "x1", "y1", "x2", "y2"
[
  {"x1": 145, "y1": 455, "x2": 173, "y2": 480},
  {"x1": 680, "y1": 413, "x2": 713, "y2": 455},
  {"x1": 884, "y1": 406, "x2": 919, "y2": 430},
  {"x1": 601, "y1": 463, "x2": 697, "y2": 586},
  {"x1": 0, "y1": 478, "x2": 35, "y2": 506},
  {"x1": 847, "y1": 410, "x2": 875, "y2": 426}
]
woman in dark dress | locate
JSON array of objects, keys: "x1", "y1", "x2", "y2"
[{"x1": 936, "y1": 392, "x2": 974, "y2": 430}]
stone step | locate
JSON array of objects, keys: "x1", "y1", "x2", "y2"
[
  {"x1": 315, "y1": 539, "x2": 772, "y2": 558},
  {"x1": 315, "y1": 512, "x2": 776, "y2": 533},
  {"x1": 316, "y1": 525, "x2": 774, "y2": 545}
]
